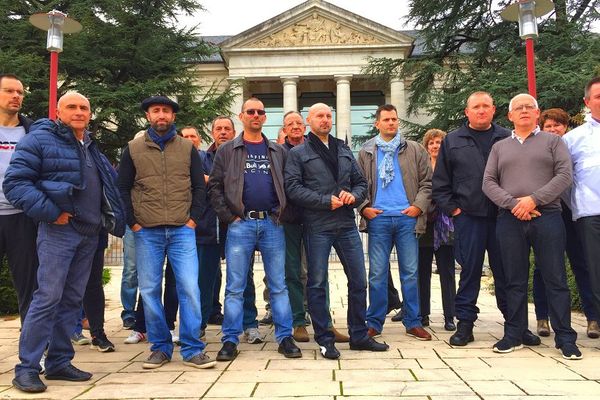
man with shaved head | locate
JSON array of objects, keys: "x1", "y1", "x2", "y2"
[
  {"x1": 483, "y1": 93, "x2": 580, "y2": 359},
  {"x1": 4, "y1": 92, "x2": 124, "y2": 392},
  {"x1": 285, "y1": 103, "x2": 388, "y2": 359}
]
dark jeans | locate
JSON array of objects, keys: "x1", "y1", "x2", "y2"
[
  {"x1": 198, "y1": 243, "x2": 221, "y2": 329},
  {"x1": 0, "y1": 212, "x2": 38, "y2": 324},
  {"x1": 284, "y1": 223, "x2": 307, "y2": 327},
  {"x1": 15, "y1": 223, "x2": 98, "y2": 377},
  {"x1": 532, "y1": 207, "x2": 598, "y2": 322},
  {"x1": 418, "y1": 244, "x2": 456, "y2": 319},
  {"x1": 210, "y1": 268, "x2": 222, "y2": 317},
  {"x1": 453, "y1": 213, "x2": 507, "y2": 323},
  {"x1": 305, "y1": 227, "x2": 368, "y2": 346},
  {"x1": 82, "y1": 232, "x2": 109, "y2": 337},
  {"x1": 133, "y1": 260, "x2": 178, "y2": 333},
  {"x1": 577, "y1": 215, "x2": 600, "y2": 322},
  {"x1": 497, "y1": 211, "x2": 576, "y2": 347},
  {"x1": 387, "y1": 268, "x2": 402, "y2": 309}
]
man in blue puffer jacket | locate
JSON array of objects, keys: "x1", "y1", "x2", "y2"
[{"x1": 3, "y1": 92, "x2": 124, "y2": 393}]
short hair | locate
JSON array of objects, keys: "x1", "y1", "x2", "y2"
[
  {"x1": 0, "y1": 73, "x2": 20, "y2": 87},
  {"x1": 422, "y1": 129, "x2": 447, "y2": 148},
  {"x1": 211, "y1": 115, "x2": 235, "y2": 132},
  {"x1": 241, "y1": 97, "x2": 263, "y2": 112},
  {"x1": 466, "y1": 91, "x2": 494, "y2": 107},
  {"x1": 283, "y1": 110, "x2": 303, "y2": 120},
  {"x1": 180, "y1": 126, "x2": 199, "y2": 134},
  {"x1": 508, "y1": 93, "x2": 538, "y2": 111},
  {"x1": 375, "y1": 104, "x2": 398, "y2": 121},
  {"x1": 540, "y1": 108, "x2": 570, "y2": 128},
  {"x1": 584, "y1": 76, "x2": 600, "y2": 100}
]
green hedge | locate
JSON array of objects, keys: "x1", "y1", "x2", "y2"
[{"x1": 528, "y1": 254, "x2": 582, "y2": 311}]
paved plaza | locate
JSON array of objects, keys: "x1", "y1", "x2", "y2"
[{"x1": 0, "y1": 262, "x2": 599, "y2": 399}]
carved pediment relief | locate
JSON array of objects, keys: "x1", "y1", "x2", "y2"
[{"x1": 250, "y1": 12, "x2": 383, "y2": 48}]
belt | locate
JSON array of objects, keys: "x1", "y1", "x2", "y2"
[{"x1": 245, "y1": 210, "x2": 269, "y2": 220}]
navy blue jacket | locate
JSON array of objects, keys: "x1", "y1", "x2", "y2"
[
  {"x1": 284, "y1": 134, "x2": 367, "y2": 233},
  {"x1": 196, "y1": 144, "x2": 219, "y2": 245},
  {"x1": 3, "y1": 119, "x2": 125, "y2": 237},
  {"x1": 432, "y1": 122, "x2": 510, "y2": 218}
]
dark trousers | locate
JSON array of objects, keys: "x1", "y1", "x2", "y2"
[
  {"x1": 0, "y1": 212, "x2": 38, "y2": 324},
  {"x1": 210, "y1": 268, "x2": 222, "y2": 316},
  {"x1": 284, "y1": 223, "x2": 307, "y2": 327},
  {"x1": 497, "y1": 211, "x2": 576, "y2": 347},
  {"x1": 82, "y1": 233, "x2": 109, "y2": 337},
  {"x1": 387, "y1": 268, "x2": 402, "y2": 309},
  {"x1": 198, "y1": 243, "x2": 221, "y2": 329},
  {"x1": 418, "y1": 244, "x2": 456, "y2": 319},
  {"x1": 453, "y1": 213, "x2": 507, "y2": 323},
  {"x1": 532, "y1": 207, "x2": 598, "y2": 322},
  {"x1": 133, "y1": 260, "x2": 178, "y2": 333},
  {"x1": 577, "y1": 215, "x2": 600, "y2": 322}
]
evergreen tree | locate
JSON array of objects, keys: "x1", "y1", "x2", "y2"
[
  {"x1": 364, "y1": 0, "x2": 600, "y2": 137},
  {"x1": 0, "y1": 0, "x2": 236, "y2": 159}
]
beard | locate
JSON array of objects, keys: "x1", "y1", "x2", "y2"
[{"x1": 151, "y1": 121, "x2": 172, "y2": 135}]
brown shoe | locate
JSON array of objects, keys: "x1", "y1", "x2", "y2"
[
  {"x1": 587, "y1": 321, "x2": 600, "y2": 339},
  {"x1": 330, "y1": 327, "x2": 349, "y2": 343},
  {"x1": 367, "y1": 327, "x2": 381, "y2": 338},
  {"x1": 537, "y1": 319, "x2": 550, "y2": 337},
  {"x1": 406, "y1": 327, "x2": 431, "y2": 341},
  {"x1": 293, "y1": 326, "x2": 310, "y2": 342}
]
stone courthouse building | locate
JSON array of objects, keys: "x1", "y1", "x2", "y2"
[{"x1": 194, "y1": 0, "x2": 427, "y2": 150}]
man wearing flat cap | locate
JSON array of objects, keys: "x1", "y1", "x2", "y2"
[{"x1": 118, "y1": 96, "x2": 215, "y2": 369}]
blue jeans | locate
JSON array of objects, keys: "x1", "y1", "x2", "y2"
[
  {"x1": 15, "y1": 223, "x2": 98, "y2": 377},
  {"x1": 222, "y1": 218, "x2": 292, "y2": 344},
  {"x1": 135, "y1": 226, "x2": 205, "y2": 360},
  {"x1": 367, "y1": 215, "x2": 421, "y2": 331},
  {"x1": 305, "y1": 227, "x2": 368, "y2": 346},
  {"x1": 121, "y1": 226, "x2": 137, "y2": 322}
]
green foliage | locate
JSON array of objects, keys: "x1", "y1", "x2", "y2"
[
  {"x1": 364, "y1": 0, "x2": 600, "y2": 140},
  {"x1": 102, "y1": 267, "x2": 111, "y2": 286},
  {"x1": 0, "y1": 259, "x2": 19, "y2": 315},
  {"x1": 1, "y1": 0, "x2": 237, "y2": 161},
  {"x1": 528, "y1": 254, "x2": 582, "y2": 312}
]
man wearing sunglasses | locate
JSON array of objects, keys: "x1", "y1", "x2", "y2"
[{"x1": 208, "y1": 97, "x2": 301, "y2": 361}]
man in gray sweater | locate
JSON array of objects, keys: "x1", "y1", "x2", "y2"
[{"x1": 483, "y1": 93, "x2": 581, "y2": 360}]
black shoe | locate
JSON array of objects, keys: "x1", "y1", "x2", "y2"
[
  {"x1": 444, "y1": 317, "x2": 456, "y2": 331},
  {"x1": 493, "y1": 338, "x2": 523, "y2": 353},
  {"x1": 207, "y1": 312, "x2": 224, "y2": 325},
  {"x1": 259, "y1": 310, "x2": 273, "y2": 325},
  {"x1": 522, "y1": 330, "x2": 541, "y2": 346},
  {"x1": 278, "y1": 337, "x2": 302, "y2": 358},
  {"x1": 559, "y1": 342, "x2": 583, "y2": 360},
  {"x1": 122, "y1": 317, "x2": 135, "y2": 330},
  {"x1": 13, "y1": 372, "x2": 47, "y2": 393},
  {"x1": 421, "y1": 315, "x2": 430, "y2": 327},
  {"x1": 91, "y1": 333, "x2": 115, "y2": 352},
  {"x1": 216, "y1": 341, "x2": 239, "y2": 361},
  {"x1": 391, "y1": 309, "x2": 403, "y2": 322},
  {"x1": 45, "y1": 364, "x2": 92, "y2": 381},
  {"x1": 449, "y1": 321, "x2": 474, "y2": 346},
  {"x1": 387, "y1": 300, "x2": 402, "y2": 314},
  {"x1": 318, "y1": 342, "x2": 340, "y2": 359},
  {"x1": 349, "y1": 336, "x2": 389, "y2": 352}
]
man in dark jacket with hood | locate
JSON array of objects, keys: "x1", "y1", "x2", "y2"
[{"x1": 4, "y1": 92, "x2": 125, "y2": 393}]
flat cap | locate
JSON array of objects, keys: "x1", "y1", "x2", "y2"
[{"x1": 141, "y1": 96, "x2": 180, "y2": 113}]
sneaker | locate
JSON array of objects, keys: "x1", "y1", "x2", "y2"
[
  {"x1": 45, "y1": 364, "x2": 92, "y2": 381},
  {"x1": 184, "y1": 352, "x2": 217, "y2": 369},
  {"x1": 559, "y1": 342, "x2": 583, "y2": 360},
  {"x1": 142, "y1": 350, "x2": 170, "y2": 369},
  {"x1": 71, "y1": 332, "x2": 91, "y2": 345},
  {"x1": 367, "y1": 327, "x2": 381, "y2": 338},
  {"x1": 259, "y1": 310, "x2": 273, "y2": 325},
  {"x1": 122, "y1": 317, "x2": 135, "y2": 330},
  {"x1": 406, "y1": 327, "x2": 432, "y2": 341},
  {"x1": 391, "y1": 308, "x2": 403, "y2": 322},
  {"x1": 124, "y1": 331, "x2": 146, "y2": 344},
  {"x1": 587, "y1": 321, "x2": 600, "y2": 339},
  {"x1": 170, "y1": 330, "x2": 180, "y2": 345},
  {"x1": 91, "y1": 334, "x2": 115, "y2": 353},
  {"x1": 278, "y1": 336, "x2": 302, "y2": 358},
  {"x1": 349, "y1": 336, "x2": 389, "y2": 352},
  {"x1": 319, "y1": 342, "x2": 340, "y2": 359},
  {"x1": 293, "y1": 326, "x2": 310, "y2": 342},
  {"x1": 216, "y1": 341, "x2": 239, "y2": 361},
  {"x1": 522, "y1": 330, "x2": 541, "y2": 346},
  {"x1": 444, "y1": 317, "x2": 456, "y2": 331},
  {"x1": 537, "y1": 319, "x2": 550, "y2": 337},
  {"x1": 244, "y1": 327, "x2": 263, "y2": 344},
  {"x1": 493, "y1": 338, "x2": 523, "y2": 353},
  {"x1": 13, "y1": 371, "x2": 47, "y2": 393},
  {"x1": 449, "y1": 320, "x2": 474, "y2": 346}
]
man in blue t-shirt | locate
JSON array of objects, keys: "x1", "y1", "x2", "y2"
[
  {"x1": 358, "y1": 104, "x2": 432, "y2": 340},
  {"x1": 208, "y1": 98, "x2": 301, "y2": 361}
]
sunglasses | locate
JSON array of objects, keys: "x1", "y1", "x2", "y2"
[{"x1": 244, "y1": 109, "x2": 266, "y2": 116}]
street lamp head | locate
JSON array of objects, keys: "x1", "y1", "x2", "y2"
[
  {"x1": 500, "y1": 0, "x2": 554, "y2": 39},
  {"x1": 29, "y1": 10, "x2": 82, "y2": 52}
]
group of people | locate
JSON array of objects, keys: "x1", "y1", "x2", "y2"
[{"x1": 1, "y1": 70, "x2": 600, "y2": 394}]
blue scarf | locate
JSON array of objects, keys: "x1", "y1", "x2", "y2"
[
  {"x1": 148, "y1": 125, "x2": 176, "y2": 150},
  {"x1": 375, "y1": 132, "x2": 404, "y2": 188}
]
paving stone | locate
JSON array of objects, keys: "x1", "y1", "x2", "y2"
[
  {"x1": 1, "y1": 384, "x2": 89, "y2": 399},
  {"x1": 335, "y1": 369, "x2": 414, "y2": 382},
  {"x1": 468, "y1": 380, "x2": 526, "y2": 395},
  {"x1": 512, "y1": 379, "x2": 600, "y2": 396},
  {"x1": 203, "y1": 382, "x2": 255, "y2": 397},
  {"x1": 254, "y1": 381, "x2": 340, "y2": 397},
  {"x1": 218, "y1": 369, "x2": 332, "y2": 383},
  {"x1": 78, "y1": 382, "x2": 210, "y2": 399}
]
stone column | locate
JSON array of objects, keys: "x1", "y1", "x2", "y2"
[
  {"x1": 335, "y1": 75, "x2": 352, "y2": 144},
  {"x1": 281, "y1": 76, "x2": 299, "y2": 113},
  {"x1": 390, "y1": 76, "x2": 406, "y2": 120},
  {"x1": 227, "y1": 76, "x2": 246, "y2": 134}
]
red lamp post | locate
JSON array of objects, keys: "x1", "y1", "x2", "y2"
[
  {"x1": 29, "y1": 10, "x2": 82, "y2": 120},
  {"x1": 500, "y1": 0, "x2": 555, "y2": 98}
]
